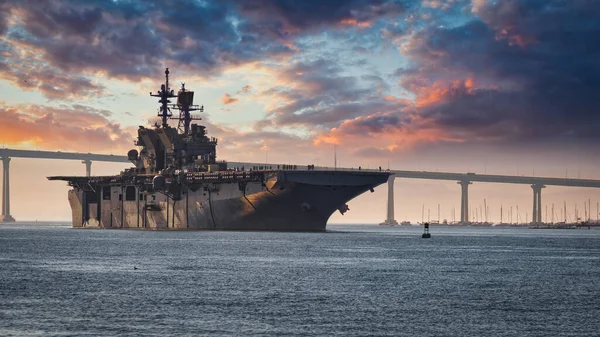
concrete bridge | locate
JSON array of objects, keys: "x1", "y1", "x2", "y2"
[
  {"x1": 0, "y1": 148, "x2": 129, "y2": 222},
  {"x1": 2, "y1": 148, "x2": 600, "y2": 224},
  {"x1": 381, "y1": 171, "x2": 600, "y2": 225}
]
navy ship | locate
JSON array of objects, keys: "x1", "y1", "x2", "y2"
[{"x1": 49, "y1": 69, "x2": 390, "y2": 231}]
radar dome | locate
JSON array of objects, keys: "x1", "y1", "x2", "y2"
[{"x1": 127, "y1": 149, "x2": 139, "y2": 161}]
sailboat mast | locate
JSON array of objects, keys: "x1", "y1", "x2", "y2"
[{"x1": 484, "y1": 199, "x2": 487, "y2": 223}]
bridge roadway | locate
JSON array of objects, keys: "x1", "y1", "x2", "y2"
[
  {"x1": 0, "y1": 148, "x2": 129, "y2": 163},
  {"x1": 0, "y1": 148, "x2": 129, "y2": 222},
  {"x1": 389, "y1": 170, "x2": 600, "y2": 188},
  {"x1": 1, "y1": 149, "x2": 600, "y2": 224}
]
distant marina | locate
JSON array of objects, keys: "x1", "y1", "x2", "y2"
[
  {"x1": 380, "y1": 200, "x2": 600, "y2": 229},
  {"x1": 379, "y1": 220, "x2": 600, "y2": 229}
]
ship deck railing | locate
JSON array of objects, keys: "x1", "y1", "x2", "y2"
[{"x1": 184, "y1": 170, "x2": 272, "y2": 183}]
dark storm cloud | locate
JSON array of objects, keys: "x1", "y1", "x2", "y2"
[
  {"x1": 310, "y1": 0, "x2": 600, "y2": 153},
  {"x1": 235, "y1": 0, "x2": 407, "y2": 32},
  {"x1": 1, "y1": 0, "x2": 407, "y2": 84},
  {"x1": 0, "y1": 2, "x2": 10, "y2": 35},
  {"x1": 18, "y1": 1, "x2": 104, "y2": 38},
  {"x1": 393, "y1": 0, "x2": 600, "y2": 142},
  {"x1": 5, "y1": 0, "x2": 228, "y2": 79},
  {"x1": 4, "y1": 0, "x2": 598, "y2": 152}
]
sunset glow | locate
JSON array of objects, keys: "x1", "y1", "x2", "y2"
[{"x1": 1, "y1": 0, "x2": 599, "y2": 222}]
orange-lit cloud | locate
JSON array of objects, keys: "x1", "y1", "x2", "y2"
[
  {"x1": 383, "y1": 95, "x2": 411, "y2": 105},
  {"x1": 340, "y1": 18, "x2": 372, "y2": 28},
  {"x1": 314, "y1": 113, "x2": 463, "y2": 154},
  {"x1": 0, "y1": 102, "x2": 135, "y2": 153},
  {"x1": 220, "y1": 93, "x2": 239, "y2": 105},
  {"x1": 471, "y1": 0, "x2": 536, "y2": 47},
  {"x1": 494, "y1": 27, "x2": 535, "y2": 47},
  {"x1": 413, "y1": 78, "x2": 475, "y2": 107}
]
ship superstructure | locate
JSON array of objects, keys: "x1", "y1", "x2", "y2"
[{"x1": 49, "y1": 69, "x2": 390, "y2": 230}]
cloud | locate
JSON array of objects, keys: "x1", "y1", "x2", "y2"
[
  {"x1": 0, "y1": 60, "x2": 106, "y2": 99},
  {"x1": 339, "y1": 18, "x2": 373, "y2": 28},
  {"x1": 471, "y1": 0, "x2": 543, "y2": 47},
  {"x1": 0, "y1": 2, "x2": 11, "y2": 35},
  {"x1": 237, "y1": 85, "x2": 253, "y2": 94},
  {"x1": 255, "y1": 58, "x2": 397, "y2": 131},
  {"x1": 313, "y1": 112, "x2": 462, "y2": 156},
  {"x1": 299, "y1": 0, "x2": 600, "y2": 158},
  {"x1": 385, "y1": 0, "x2": 600, "y2": 145},
  {"x1": 190, "y1": 116, "x2": 319, "y2": 164},
  {"x1": 217, "y1": 85, "x2": 253, "y2": 106},
  {"x1": 220, "y1": 93, "x2": 239, "y2": 105},
  {"x1": 0, "y1": 101, "x2": 135, "y2": 153},
  {"x1": 235, "y1": 0, "x2": 406, "y2": 34},
  {"x1": 0, "y1": 0, "x2": 407, "y2": 94},
  {"x1": 0, "y1": 0, "x2": 290, "y2": 99},
  {"x1": 2, "y1": 0, "x2": 599, "y2": 160}
]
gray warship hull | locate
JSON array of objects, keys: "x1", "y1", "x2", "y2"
[{"x1": 53, "y1": 170, "x2": 390, "y2": 231}]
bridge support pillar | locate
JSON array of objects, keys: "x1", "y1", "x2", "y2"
[
  {"x1": 531, "y1": 184, "x2": 545, "y2": 224},
  {"x1": 1, "y1": 157, "x2": 15, "y2": 222},
  {"x1": 82, "y1": 159, "x2": 92, "y2": 177},
  {"x1": 380, "y1": 175, "x2": 398, "y2": 225},
  {"x1": 458, "y1": 180, "x2": 472, "y2": 224}
]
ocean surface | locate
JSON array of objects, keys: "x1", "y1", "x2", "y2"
[{"x1": 1, "y1": 223, "x2": 599, "y2": 337}]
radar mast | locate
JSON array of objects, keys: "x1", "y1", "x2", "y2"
[
  {"x1": 150, "y1": 68, "x2": 203, "y2": 134},
  {"x1": 172, "y1": 82, "x2": 203, "y2": 134},
  {"x1": 150, "y1": 68, "x2": 177, "y2": 127}
]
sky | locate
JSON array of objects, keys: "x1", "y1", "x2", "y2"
[{"x1": 1, "y1": 0, "x2": 600, "y2": 223}]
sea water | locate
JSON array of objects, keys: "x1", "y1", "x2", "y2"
[{"x1": 1, "y1": 223, "x2": 599, "y2": 336}]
